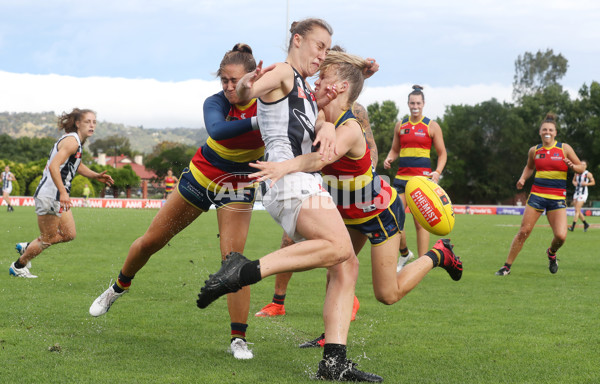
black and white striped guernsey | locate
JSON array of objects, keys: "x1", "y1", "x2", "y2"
[
  {"x1": 34, "y1": 132, "x2": 83, "y2": 201},
  {"x1": 575, "y1": 170, "x2": 590, "y2": 196},
  {"x1": 257, "y1": 65, "x2": 318, "y2": 163}
]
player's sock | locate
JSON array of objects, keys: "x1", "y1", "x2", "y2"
[
  {"x1": 547, "y1": 248, "x2": 557, "y2": 258},
  {"x1": 239, "y1": 260, "x2": 261, "y2": 286},
  {"x1": 112, "y1": 271, "x2": 134, "y2": 293},
  {"x1": 231, "y1": 322, "x2": 248, "y2": 341},
  {"x1": 400, "y1": 247, "x2": 410, "y2": 257},
  {"x1": 424, "y1": 249, "x2": 442, "y2": 267},
  {"x1": 14, "y1": 258, "x2": 26, "y2": 269},
  {"x1": 570, "y1": 221, "x2": 576, "y2": 230},
  {"x1": 272, "y1": 293, "x2": 286, "y2": 305},
  {"x1": 323, "y1": 343, "x2": 347, "y2": 362}
]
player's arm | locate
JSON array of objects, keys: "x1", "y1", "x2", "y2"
[
  {"x1": 585, "y1": 171, "x2": 595, "y2": 187},
  {"x1": 383, "y1": 122, "x2": 402, "y2": 169},
  {"x1": 77, "y1": 163, "x2": 114, "y2": 186},
  {"x1": 250, "y1": 120, "x2": 361, "y2": 186},
  {"x1": 572, "y1": 173, "x2": 579, "y2": 187},
  {"x1": 429, "y1": 120, "x2": 447, "y2": 183},
  {"x1": 204, "y1": 93, "x2": 257, "y2": 140},
  {"x1": 516, "y1": 146, "x2": 536, "y2": 189},
  {"x1": 353, "y1": 103, "x2": 378, "y2": 168},
  {"x1": 236, "y1": 61, "x2": 286, "y2": 102},
  {"x1": 562, "y1": 143, "x2": 585, "y2": 173},
  {"x1": 49, "y1": 137, "x2": 79, "y2": 210}
]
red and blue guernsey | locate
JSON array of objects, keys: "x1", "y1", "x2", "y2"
[
  {"x1": 191, "y1": 94, "x2": 264, "y2": 192},
  {"x1": 322, "y1": 110, "x2": 397, "y2": 224},
  {"x1": 395, "y1": 116, "x2": 433, "y2": 181},
  {"x1": 531, "y1": 141, "x2": 568, "y2": 200}
]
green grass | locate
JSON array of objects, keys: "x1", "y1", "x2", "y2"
[{"x1": 1, "y1": 207, "x2": 599, "y2": 383}]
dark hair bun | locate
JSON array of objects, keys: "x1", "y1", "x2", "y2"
[
  {"x1": 412, "y1": 84, "x2": 424, "y2": 91},
  {"x1": 544, "y1": 112, "x2": 556, "y2": 123},
  {"x1": 232, "y1": 43, "x2": 252, "y2": 55}
]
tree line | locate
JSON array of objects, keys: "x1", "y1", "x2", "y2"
[{"x1": 1, "y1": 49, "x2": 598, "y2": 204}]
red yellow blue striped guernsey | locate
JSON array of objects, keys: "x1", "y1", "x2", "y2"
[
  {"x1": 164, "y1": 176, "x2": 176, "y2": 192},
  {"x1": 395, "y1": 116, "x2": 433, "y2": 181},
  {"x1": 322, "y1": 110, "x2": 397, "y2": 225},
  {"x1": 191, "y1": 99, "x2": 263, "y2": 192},
  {"x1": 531, "y1": 141, "x2": 568, "y2": 200}
]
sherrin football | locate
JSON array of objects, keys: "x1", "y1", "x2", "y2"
[{"x1": 405, "y1": 176, "x2": 455, "y2": 236}]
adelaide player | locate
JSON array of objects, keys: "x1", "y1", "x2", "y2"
[
  {"x1": 90, "y1": 44, "x2": 263, "y2": 360},
  {"x1": 495, "y1": 113, "x2": 585, "y2": 276},
  {"x1": 384, "y1": 85, "x2": 448, "y2": 271},
  {"x1": 248, "y1": 50, "x2": 462, "y2": 348}
]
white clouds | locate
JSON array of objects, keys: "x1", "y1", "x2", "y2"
[
  {"x1": 0, "y1": 71, "x2": 220, "y2": 128},
  {"x1": 359, "y1": 83, "x2": 514, "y2": 120},
  {"x1": 1, "y1": 70, "x2": 517, "y2": 128}
]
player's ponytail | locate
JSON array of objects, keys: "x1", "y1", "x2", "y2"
[{"x1": 58, "y1": 108, "x2": 95, "y2": 133}]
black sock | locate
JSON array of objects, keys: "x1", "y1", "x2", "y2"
[
  {"x1": 425, "y1": 249, "x2": 442, "y2": 267},
  {"x1": 239, "y1": 260, "x2": 261, "y2": 286},
  {"x1": 571, "y1": 221, "x2": 576, "y2": 228},
  {"x1": 583, "y1": 220, "x2": 589, "y2": 226},
  {"x1": 14, "y1": 258, "x2": 25, "y2": 269},
  {"x1": 323, "y1": 343, "x2": 347, "y2": 362},
  {"x1": 400, "y1": 247, "x2": 409, "y2": 257},
  {"x1": 504, "y1": 263, "x2": 512, "y2": 270},
  {"x1": 273, "y1": 293, "x2": 286, "y2": 305},
  {"x1": 231, "y1": 322, "x2": 248, "y2": 341}
]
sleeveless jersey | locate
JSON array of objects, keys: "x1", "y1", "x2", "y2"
[
  {"x1": 395, "y1": 116, "x2": 433, "y2": 181},
  {"x1": 574, "y1": 170, "x2": 589, "y2": 196},
  {"x1": 164, "y1": 176, "x2": 176, "y2": 192},
  {"x1": 322, "y1": 110, "x2": 396, "y2": 225},
  {"x1": 34, "y1": 132, "x2": 83, "y2": 201},
  {"x1": 530, "y1": 141, "x2": 568, "y2": 200},
  {"x1": 258, "y1": 65, "x2": 318, "y2": 163},
  {"x1": 191, "y1": 98, "x2": 263, "y2": 192},
  {"x1": 1, "y1": 171, "x2": 13, "y2": 191}
]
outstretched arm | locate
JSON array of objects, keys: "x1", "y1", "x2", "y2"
[{"x1": 203, "y1": 93, "x2": 257, "y2": 140}]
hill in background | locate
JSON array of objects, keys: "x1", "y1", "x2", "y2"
[{"x1": 0, "y1": 111, "x2": 208, "y2": 153}]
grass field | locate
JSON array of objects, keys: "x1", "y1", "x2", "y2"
[{"x1": 1, "y1": 206, "x2": 599, "y2": 383}]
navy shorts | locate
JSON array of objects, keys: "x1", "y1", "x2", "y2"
[
  {"x1": 346, "y1": 193, "x2": 405, "y2": 246},
  {"x1": 392, "y1": 178, "x2": 408, "y2": 194},
  {"x1": 177, "y1": 167, "x2": 256, "y2": 211},
  {"x1": 527, "y1": 194, "x2": 566, "y2": 212}
]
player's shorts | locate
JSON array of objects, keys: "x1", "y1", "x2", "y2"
[
  {"x1": 177, "y1": 167, "x2": 257, "y2": 212},
  {"x1": 527, "y1": 194, "x2": 566, "y2": 212},
  {"x1": 345, "y1": 192, "x2": 405, "y2": 246},
  {"x1": 34, "y1": 197, "x2": 62, "y2": 217},
  {"x1": 573, "y1": 192, "x2": 588, "y2": 203},
  {"x1": 392, "y1": 178, "x2": 408, "y2": 194},
  {"x1": 2, "y1": 185, "x2": 12, "y2": 194},
  {"x1": 262, "y1": 172, "x2": 331, "y2": 243}
]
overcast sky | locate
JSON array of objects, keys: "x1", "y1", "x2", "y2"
[{"x1": 1, "y1": 0, "x2": 598, "y2": 128}]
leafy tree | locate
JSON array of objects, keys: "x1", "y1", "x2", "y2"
[
  {"x1": 88, "y1": 135, "x2": 133, "y2": 157},
  {"x1": 440, "y1": 99, "x2": 530, "y2": 204},
  {"x1": 144, "y1": 141, "x2": 196, "y2": 178},
  {"x1": 0, "y1": 134, "x2": 56, "y2": 163},
  {"x1": 70, "y1": 175, "x2": 95, "y2": 197},
  {"x1": 367, "y1": 100, "x2": 400, "y2": 179},
  {"x1": 513, "y1": 49, "x2": 568, "y2": 102}
]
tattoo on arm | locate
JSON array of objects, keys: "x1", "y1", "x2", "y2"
[{"x1": 353, "y1": 103, "x2": 379, "y2": 168}]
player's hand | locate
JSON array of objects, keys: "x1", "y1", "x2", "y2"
[
  {"x1": 249, "y1": 160, "x2": 288, "y2": 187},
  {"x1": 96, "y1": 171, "x2": 114, "y2": 186},
  {"x1": 313, "y1": 122, "x2": 337, "y2": 161},
  {"x1": 383, "y1": 156, "x2": 394, "y2": 169},
  {"x1": 239, "y1": 60, "x2": 276, "y2": 90},
  {"x1": 59, "y1": 191, "x2": 72, "y2": 212},
  {"x1": 516, "y1": 178, "x2": 525, "y2": 190},
  {"x1": 364, "y1": 58, "x2": 379, "y2": 78},
  {"x1": 429, "y1": 171, "x2": 441, "y2": 183}
]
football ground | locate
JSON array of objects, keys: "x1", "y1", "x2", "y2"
[{"x1": 2, "y1": 207, "x2": 599, "y2": 383}]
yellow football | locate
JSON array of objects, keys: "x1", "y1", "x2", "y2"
[{"x1": 405, "y1": 176, "x2": 455, "y2": 236}]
